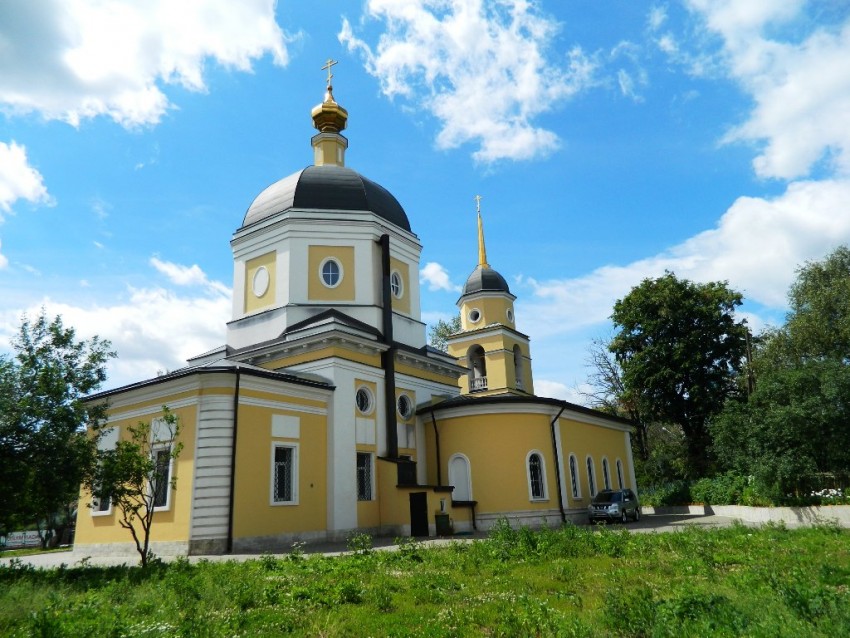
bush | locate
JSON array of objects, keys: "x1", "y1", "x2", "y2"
[
  {"x1": 690, "y1": 473, "x2": 748, "y2": 505},
  {"x1": 639, "y1": 481, "x2": 691, "y2": 507}
]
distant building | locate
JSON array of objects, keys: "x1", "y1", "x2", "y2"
[{"x1": 74, "y1": 72, "x2": 636, "y2": 556}]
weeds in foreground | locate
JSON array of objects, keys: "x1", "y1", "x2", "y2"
[{"x1": 1, "y1": 523, "x2": 849, "y2": 636}]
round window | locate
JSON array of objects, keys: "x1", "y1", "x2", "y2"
[
  {"x1": 506, "y1": 308, "x2": 514, "y2": 323},
  {"x1": 355, "y1": 387, "x2": 373, "y2": 414},
  {"x1": 390, "y1": 271, "x2": 403, "y2": 299},
  {"x1": 397, "y1": 394, "x2": 413, "y2": 420},
  {"x1": 319, "y1": 258, "x2": 343, "y2": 288},
  {"x1": 468, "y1": 308, "x2": 481, "y2": 324},
  {"x1": 252, "y1": 266, "x2": 270, "y2": 297}
]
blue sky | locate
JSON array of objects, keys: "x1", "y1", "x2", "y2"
[{"x1": 2, "y1": 1, "x2": 850, "y2": 401}]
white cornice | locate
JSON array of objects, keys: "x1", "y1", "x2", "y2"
[
  {"x1": 239, "y1": 395, "x2": 328, "y2": 416},
  {"x1": 232, "y1": 213, "x2": 421, "y2": 258},
  {"x1": 428, "y1": 400, "x2": 633, "y2": 432}
]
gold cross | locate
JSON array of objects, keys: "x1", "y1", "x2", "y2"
[
  {"x1": 321, "y1": 59, "x2": 338, "y2": 87},
  {"x1": 474, "y1": 194, "x2": 483, "y2": 214}
]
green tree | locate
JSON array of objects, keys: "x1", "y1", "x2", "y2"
[
  {"x1": 87, "y1": 407, "x2": 183, "y2": 567},
  {"x1": 713, "y1": 246, "x2": 850, "y2": 498},
  {"x1": 610, "y1": 273, "x2": 748, "y2": 478},
  {"x1": 0, "y1": 311, "x2": 114, "y2": 546},
  {"x1": 0, "y1": 356, "x2": 25, "y2": 536},
  {"x1": 428, "y1": 315, "x2": 462, "y2": 352},
  {"x1": 583, "y1": 336, "x2": 648, "y2": 459}
]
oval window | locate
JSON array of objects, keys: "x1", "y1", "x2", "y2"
[
  {"x1": 468, "y1": 308, "x2": 481, "y2": 324},
  {"x1": 320, "y1": 258, "x2": 343, "y2": 288},
  {"x1": 252, "y1": 266, "x2": 270, "y2": 297},
  {"x1": 397, "y1": 394, "x2": 413, "y2": 420},
  {"x1": 390, "y1": 271, "x2": 403, "y2": 298},
  {"x1": 355, "y1": 387, "x2": 373, "y2": 414}
]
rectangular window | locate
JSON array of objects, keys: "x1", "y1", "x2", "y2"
[
  {"x1": 357, "y1": 452, "x2": 373, "y2": 501},
  {"x1": 152, "y1": 447, "x2": 172, "y2": 510},
  {"x1": 92, "y1": 426, "x2": 119, "y2": 516},
  {"x1": 272, "y1": 444, "x2": 297, "y2": 504},
  {"x1": 92, "y1": 489, "x2": 111, "y2": 514}
]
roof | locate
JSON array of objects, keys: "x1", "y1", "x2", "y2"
[
  {"x1": 418, "y1": 393, "x2": 635, "y2": 428},
  {"x1": 241, "y1": 165, "x2": 411, "y2": 232},
  {"x1": 85, "y1": 359, "x2": 334, "y2": 402},
  {"x1": 462, "y1": 265, "x2": 512, "y2": 296}
]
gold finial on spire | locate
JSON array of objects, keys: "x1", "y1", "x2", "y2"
[
  {"x1": 320, "y1": 59, "x2": 339, "y2": 103},
  {"x1": 475, "y1": 195, "x2": 489, "y2": 268}
]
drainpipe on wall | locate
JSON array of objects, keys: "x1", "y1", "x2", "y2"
[
  {"x1": 378, "y1": 234, "x2": 399, "y2": 458},
  {"x1": 430, "y1": 411, "x2": 442, "y2": 486},
  {"x1": 550, "y1": 404, "x2": 567, "y2": 524},
  {"x1": 226, "y1": 368, "x2": 241, "y2": 553}
]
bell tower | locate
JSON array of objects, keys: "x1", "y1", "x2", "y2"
[{"x1": 447, "y1": 197, "x2": 534, "y2": 396}]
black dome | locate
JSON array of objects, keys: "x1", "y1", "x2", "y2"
[
  {"x1": 242, "y1": 165, "x2": 411, "y2": 232},
  {"x1": 462, "y1": 266, "x2": 511, "y2": 296}
]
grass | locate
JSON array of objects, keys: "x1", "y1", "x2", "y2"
[
  {"x1": 1, "y1": 521, "x2": 849, "y2": 636},
  {"x1": 0, "y1": 546, "x2": 72, "y2": 558}
]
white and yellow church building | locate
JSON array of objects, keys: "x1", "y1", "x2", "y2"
[{"x1": 74, "y1": 71, "x2": 637, "y2": 556}]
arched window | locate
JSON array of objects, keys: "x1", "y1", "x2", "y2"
[
  {"x1": 448, "y1": 453, "x2": 472, "y2": 501},
  {"x1": 569, "y1": 454, "x2": 580, "y2": 499},
  {"x1": 587, "y1": 456, "x2": 596, "y2": 497},
  {"x1": 513, "y1": 345, "x2": 523, "y2": 390},
  {"x1": 467, "y1": 345, "x2": 487, "y2": 392},
  {"x1": 602, "y1": 458, "x2": 611, "y2": 490},
  {"x1": 527, "y1": 451, "x2": 546, "y2": 500},
  {"x1": 616, "y1": 459, "x2": 625, "y2": 489}
]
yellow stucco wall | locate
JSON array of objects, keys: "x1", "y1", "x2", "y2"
[
  {"x1": 448, "y1": 331, "x2": 532, "y2": 395},
  {"x1": 262, "y1": 346, "x2": 382, "y2": 371},
  {"x1": 308, "y1": 245, "x2": 355, "y2": 301},
  {"x1": 394, "y1": 361, "x2": 458, "y2": 386},
  {"x1": 460, "y1": 296, "x2": 514, "y2": 331},
  {"x1": 427, "y1": 411, "x2": 557, "y2": 514},
  {"x1": 75, "y1": 402, "x2": 198, "y2": 546},
  {"x1": 423, "y1": 408, "x2": 633, "y2": 517},
  {"x1": 389, "y1": 257, "x2": 411, "y2": 315},
  {"x1": 231, "y1": 396, "x2": 328, "y2": 538},
  {"x1": 559, "y1": 418, "x2": 632, "y2": 509},
  {"x1": 376, "y1": 459, "x2": 465, "y2": 530},
  {"x1": 244, "y1": 251, "x2": 276, "y2": 314}
]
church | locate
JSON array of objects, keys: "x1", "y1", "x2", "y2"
[{"x1": 74, "y1": 68, "x2": 637, "y2": 556}]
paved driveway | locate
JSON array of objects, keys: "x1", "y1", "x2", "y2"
[{"x1": 0, "y1": 513, "x2": 749, "y2": 570}]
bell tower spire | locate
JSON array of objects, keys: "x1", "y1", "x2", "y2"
[
  {"x1": 475, "y1": 195, "x2": 490, "y2": 268},
  {"x1": 311, "y1": 59, "x2": 349, "y2": 166},
  {"x1": 446, "y1": 196, "x2": 534, "y2": 396}
]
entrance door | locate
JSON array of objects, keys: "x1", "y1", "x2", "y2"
[
  {"x1": 409, "y1": 492, "x2": 429, "y2": 537},
  {"x1": 448, "y1": 454, "x2": 471, "y2": 501}
]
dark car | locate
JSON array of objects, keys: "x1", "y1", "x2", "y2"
[{"x1": 588, "y1": 489, "x2": 641, "y2": 524}]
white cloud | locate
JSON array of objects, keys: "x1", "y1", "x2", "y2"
[
  {"x1": 521, "y1": 178, "x2": 850, "y2": 343},
  {"x1": 91, "y1": 198, "x2": 111, "y2": 220},
  {"x1": 683, "y1": 1, "x2": 850, "y2": 180},
  {"x1": 340, "y1": 1, "x2": 596, "y2": 163},
  {"x1": 534, "y1": 379, "x2": 582, "y2": 402},
  {"x1": 648, "y1": 5, "x2": 668, "y2": 31},
  {"x1": 0, "y1": 269, "x2": 232, "y2": 390},
  {"x1": 0, "y1": 141, "x2": 52, "y2": 218},
  {"x1": 150, "y1": 256, "x2": 230, "y2": 296},
  {"x1": 0, "y1": 0, "x2": 288, "y2": 127},
  {"x1": 0, "y1": 240, "x2": 7, "y2": 270},
  {"x1": 420, "y1": 261, "x2": 462, "y2": 292}
]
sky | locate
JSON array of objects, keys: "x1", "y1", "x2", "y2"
[{"x1": 2, "y1": 0, "x2": 850, "y2": 403}]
